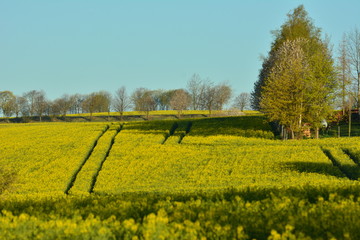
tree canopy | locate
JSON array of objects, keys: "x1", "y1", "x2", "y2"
[{"x1": 254, "y1": 5, "x2": 336, "y2": 139}]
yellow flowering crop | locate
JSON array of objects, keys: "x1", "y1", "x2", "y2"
[
  {"x1": 0, "y1": 119, "x2": 360, "y2": 239},
  {"x1": 0, "y1": 122, "x2": 106, "y2": 196}
]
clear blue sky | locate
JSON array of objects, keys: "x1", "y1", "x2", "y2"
[{"x1": 1, "y1": 0, "x2": 359, "y2": 101}]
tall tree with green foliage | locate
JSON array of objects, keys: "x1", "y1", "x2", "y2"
[
  {"x1": 304, "y1": 38, "x2": 336, "y2": 138},
  {"x1": 261, "y1": 39, "x2": 310, "y2": 139},
  {"x1": 257, "y1": 5, "x2": 336, "y2": 139},
  {"x1": 251, "y1": 5, "x2": 321, "y2": 110}
]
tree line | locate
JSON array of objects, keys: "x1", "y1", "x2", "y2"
[
  {"x1": 337, "y1": 29, "x2": 360, "y2": 115},
  {"x1": 0, "y1": 75, "x2": 251, "y2": 121},
  {"x1": 251, "y1": 5, "x2": 360, "y2": 139}
]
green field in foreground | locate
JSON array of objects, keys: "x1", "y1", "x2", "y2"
[{"x1": 1, "y1": 116, "x2": 360, "y2": 239}]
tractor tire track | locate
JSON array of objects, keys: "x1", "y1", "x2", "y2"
[
  {"x1": 321, "y1": 147, "x2": 356, "y2": 180},
  {"x1": 342, "y1": 148, "x2": 360, "y2": 166},
  {"x1": 161, "y1": 122, "x2": 178, "y2": 144},
  {"x1": 65, "y1": 124, "x2": 110, "y2": 194},
  {"x1": 178, "y1": 121, "x2": 193, "y2": 144},
  {"x1": 89, "y1": 124, "x2": 123, "y2": 193}
]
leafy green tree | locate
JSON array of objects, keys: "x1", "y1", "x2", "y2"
[
  {"x1": 304, "y1": 39, "x2": 336, "y2": 138},
  {"x1": 261, "y1": 39, "x2": 310, "y2": 139},
  {"x1": 255, "y1": 5, "x2": 336, "y2": 139},
  {"x1": 251, "y1": 5, "x2": 321, "y2": 110}
]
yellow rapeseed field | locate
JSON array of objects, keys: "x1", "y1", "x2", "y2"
[
  {"x1": 0, "y1": 122, "x2": 106, "y2": 196},
  {"x1": 1, "y1": 117, "x2": 360, "y2": 239}
]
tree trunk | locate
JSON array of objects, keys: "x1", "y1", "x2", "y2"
[
  {"x1": 342, "y1": 87, "x2": 346, "y2": 116},
  {"x1": 349, "y1": 109, "x2": 352, "y2": 137},
  {"x1": 315, "y1": 127, "x2": 319, "y2": 139},
  {"x1": 282, "y1": 126, "x2": 289, "y2": 140},
  {"x1": 358, "y1": 72, "x2": 360, "y2": 118}
]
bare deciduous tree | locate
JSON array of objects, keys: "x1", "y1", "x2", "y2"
[
  {"x1": 187, "y1": 75, "x2": 232, "y2": 113},
  {"x1": 33, "y1": 91, "x2": 47, "y2": 122},
  {"x1": 51, "y1": 94, "x2": 75, "y2": 117},
  {"x1": 233, "y1": 92, "x2": 250, "y2": 111},
  {"x1": 187, "y1": 74, "x2": 204, "y2": 110},
  {"x1": 337, "y1": 34, "x2": 352, "y2": 115},
  {"x1": 200, "y1": 82, "x2": 217, "y2": 115},
  {"x1": 131, "y1": 88, "x2": 156, "y2": 119},
  {"x1": 214, "y1": 83, "x2": 232, "y2": 110},
  {"x1": 97, "y1": 91, "x2": 112, "y2": 117},
  {"x1": 81, "y1": 92, "x2": 111, "y2": 121},
  {"x1": 131, "y1": 88, "x2": 147, "y2": 111},
  {"x1": 169, "y1": 89, "x2": 191, "y2": 118},
  {"x1": 346, "y1": 28, "x2": 360, "y2": 112},
  {"x1": 157, "y1": 90, "x2": 173, "y2": 110},
  {"x1": 17, "y1": 96, "x2": 29, "y2": 117},
  {"x1": 0, "y1": 91, "x2": 16, "y2": 118},
  {"x1": 114, "y1": 86, "x2": 131, "y2": 120},
  {"x1": 142, "y1": 92, "x2": 156, "y2": 120},
  {"x1": 69, "y1": 94, "x2": 85, "y2": 114},
  {"x1": 23, "y1": 90, "x2": 35, "y2": 117},
  {"x1": 13, "y1": 96, "x2": 23, "y2": 117}
]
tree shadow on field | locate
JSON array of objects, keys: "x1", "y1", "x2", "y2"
[
  {"x1": 282, "y1": 162, "x2": 347, "y2": 179},
  {"x1": 186, "y1": 116, "x2": 273, "y2": 137},
  {"x1": 124, "y1": 120, "x2": 191, "y2": 135}
]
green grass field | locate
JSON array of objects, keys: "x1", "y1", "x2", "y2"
[{"x1": 1, "y1": 116, "x2": 360, "y2": 239}]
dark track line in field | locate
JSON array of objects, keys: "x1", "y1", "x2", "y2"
[
  {"x1": 342, "y1": 148, "x2": 360, "y2": 166},
  {"x1": 178, "y1": 121, "x2": 193, "y2": 144},
  {"x1": 321, "y1": 147, "x2": 355, "y2": 180},
  {"x1": 177, "y1": 133, "x2": 186, "y2": 144},
  {"x1": 185, "y1": 121, "x2": 193, "y2": 134},
  {"x1": 161, "y1": 122, "x2": 178, "y2": 144},
  {"x1": 89, "y1": 124, "x2": 123, "y2": 193},
  {"x1": 64, "y1": 124, "x2": 110, "y2": 195}
]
